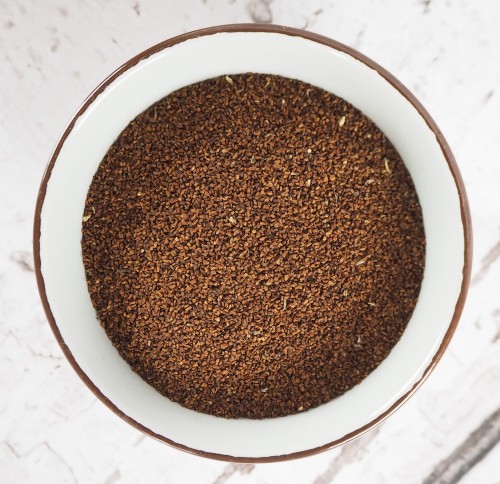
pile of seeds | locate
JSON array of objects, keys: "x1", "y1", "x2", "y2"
[{"x1": 82, "y1": 73, "x2": 425, "y2": 419}]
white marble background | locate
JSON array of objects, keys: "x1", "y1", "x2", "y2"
[{"x1": 1, "y1": 0, "x2": 499, "y2": 482}]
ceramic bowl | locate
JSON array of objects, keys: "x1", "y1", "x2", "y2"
[{"x1": 34, "y1": 24, "x2": 472, "y2": 462}]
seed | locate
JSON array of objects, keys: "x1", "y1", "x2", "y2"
[
  {"x1": 82, "y1": 73, "x2": 425, "y2": 420},
  {"x1": 384, "y1": 158, "x2": 392, "y2": 174}
]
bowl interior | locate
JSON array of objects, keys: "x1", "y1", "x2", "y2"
[{"x1": 38, "y1": 29, "x2": 466, "y2": 459}]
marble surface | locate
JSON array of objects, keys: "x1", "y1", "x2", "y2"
[{"x1": 1, "y1": 0, "x2": 499, "y2": 482}]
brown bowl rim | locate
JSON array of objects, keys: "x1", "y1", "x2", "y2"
[{"x1": 33, "y1": 23, "x2": 472, "y2": 463}]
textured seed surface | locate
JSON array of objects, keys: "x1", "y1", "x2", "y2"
[{"x1": 81, "y1": 73, "x2": 425, "y2": 419}]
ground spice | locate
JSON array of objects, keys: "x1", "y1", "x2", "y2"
[{"x1": 82, "y1": 73, "x2": 425, "y2": 419}]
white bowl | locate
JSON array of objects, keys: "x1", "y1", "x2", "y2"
[{"x1": 34, "y1": 25, "x2": 472, "y2": 461}]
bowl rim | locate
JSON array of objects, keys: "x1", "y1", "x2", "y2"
[{"x1": 33, "y1": 23, "x2": 472, "y2": 462}]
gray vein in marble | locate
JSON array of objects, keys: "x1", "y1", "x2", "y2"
[
  {"x1": 212, "y1": 463, "x2": 255, "y2": 484},
  {"x1": 312, "y1": 428, "x2": 381, "y2": 484},
  {"x1": 471, "y1": 239, "x2": 500, "y2": 285},
  {"x1": 5, "y1": 440, "x2": 22, "y2": 459},
  {"x1": 418, "y1": 403, "x2": 445, "y2": 447},
  {"x1": 491, "y1": 309, "x2": 500, "y2": 344},
  {"x1": 247, "y1": 0, "x2": 273, "y2": 23},
  {"x1": 4, "y1": 437, "x2": 74, "y2": 478},
  {"x1": 68, "y1": 400, "x2": 97, "y2": 422},
  {"x1": 421, "y1": 0, "x2": 432, "y2": 14},
  {"x1": 353, "y1": 26, "x2": 366, "y2": 49},
  {"x1": 44, "y1": 441, "x2": 78, "y2": 484},
  {"x1": 302, "y1": 8, "x2": 323, "y2": 29},
  {"x1": 58, "y1": 7, "x2": 68, "y2": 18},
  {"x1": 483, "y1": 90, "x2": 495, "y2": 104},
  {"x1": 26, "y1": 345, "x2": 64, "y2": 362},
  {"x1": 423, "y1": 406, "x2": 500, "y2": 484},
  {"x1": 50, "y1": 38, "x2": 60, "y2": 53},
  {"x1": 10, "y1": 250, "x2": 34, "y2": 273},
  {"x1": 133, "y1": 435, "x2": 146, "y2": 447},
  {"x1": 103, "y1": 468, "x2": 121, "y2": 484},
  {"x1": 1, "y1": 330, "x2": 21, "y2": 350},
  {"x1": 3, "y1": 54, "x2": 24, "y2": 79}
]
